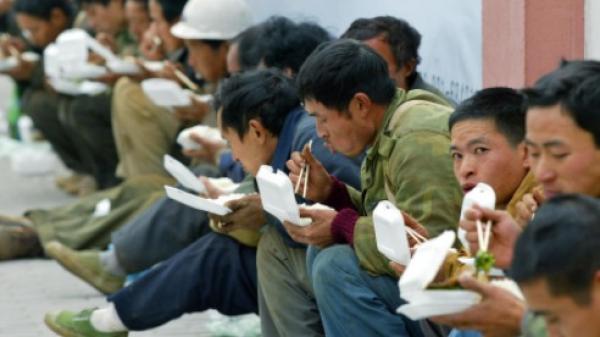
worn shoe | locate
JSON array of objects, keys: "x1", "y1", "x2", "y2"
[
  {"x1": 44, "y1": 309, "x2": 128, "y2": 337},
  {"x1": 76, "y1": 175, "x2": 97, "y2": 197},
  {"x1": 55, "y1": 174, "x2": 97, "y2": 196},
  {"x1": 55, "y1": 174, "x2": 84, "y2": 195},
  {"x1": 0, "y1": 223, "x2": 43, "y2": 260},
  {"x1": 45, "y1": 241, "x2": 125, "y2": 295},
  {"x1": 0, "y1": 214, "x2": 32, "y2": 227}
]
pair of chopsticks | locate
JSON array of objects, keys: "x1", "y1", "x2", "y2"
[
  {"x1": 294, "y1": 140, "x2": 313, "y2": 199},
  {"x1": 406, "y1": 226, "x2": 427, "y2": 245},
  {"x1": 476, "y1": 219, "x2": 492, "y2": 252}
]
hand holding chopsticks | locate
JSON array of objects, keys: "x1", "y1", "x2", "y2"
[
  {"x1": 287, "y1": 140, "x2": 333, "y2": 203},
  {"x1": 294, "y1": 140, "x2": 313, "y2": 199}
]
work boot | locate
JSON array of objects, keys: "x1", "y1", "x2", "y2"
[
  {"x1": 0, "y1": 222, "x2": 43, "y2": 260},
  {"x1": 44, "y1": 309, "x2": 128, "y2": 337},
  {"x1": 45, "y1": 241, "x2": 125, "y2": 295}
]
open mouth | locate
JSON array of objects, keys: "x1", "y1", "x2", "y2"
[{"x1": 462, "y1": 183, "x2": 476, "y2": 193}]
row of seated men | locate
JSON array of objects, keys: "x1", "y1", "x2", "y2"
[{"x1": 0, "y1": 0, "x2": 599, "y2": 337}]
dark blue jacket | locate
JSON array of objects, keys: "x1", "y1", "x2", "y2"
[{"x1": 264, "y1": 106, "x2": 363, "y2": 247}]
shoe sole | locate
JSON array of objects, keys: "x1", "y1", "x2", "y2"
[
  {"x1": 45, "y1": 243, "x2": 122, "y2": 295},
  {"x1": 0, "y1": 215, "x2": 31, "y2": 227},
  {"x1": 44, "y1": 313, "x2": 85, "y2": 337}
]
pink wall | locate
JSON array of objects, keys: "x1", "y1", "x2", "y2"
[{"x1": 483, "y1": 0, "x2": 584, "y2": 88}]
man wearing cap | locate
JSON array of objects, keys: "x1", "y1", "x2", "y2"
[
  {"x1": 111, "y1": 0, "x2": 250, "y2": 180},
  {"x1": 111, "y1": 0, "x2": 196, "y2": 180}
]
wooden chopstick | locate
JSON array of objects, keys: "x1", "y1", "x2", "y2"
[
  {"x1": 174, "y1": 69, "x2": 199, "y2": 92},
  {"x1": 294, "y1": 140, "x2": 313, "y2": 198}
]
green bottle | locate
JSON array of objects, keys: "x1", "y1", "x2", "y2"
[{"x1": 7, "y1": 85, "x2": 20, "y2": 139}]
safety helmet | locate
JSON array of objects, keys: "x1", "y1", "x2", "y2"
[{"x1": 171, "y1": 0, "x2": 253, "y2": 41}]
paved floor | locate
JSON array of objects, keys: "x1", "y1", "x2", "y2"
[{"x1": 0, "y1": 148, "x2": 217, "y2": 337}]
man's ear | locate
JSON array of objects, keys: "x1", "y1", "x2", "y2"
[
  {"x1": 350, "y1": 92, "x2": 373, "y2": 121},
  {"x1": 248, "y1": 119, "x2": 267, "y2": 144},
  {"x1": 592, "y1": 271, "x2": 600, "y2": 303},
  {"x1": 398, "y1": 59, "x2": 417, "y2": 79},
  {"x1": 517, "y1": 142, "x2": 530, "y2": 169}
]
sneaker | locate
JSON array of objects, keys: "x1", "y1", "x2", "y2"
[
  {"x1": 45, "y1": 241, "x2": 125, "y2": 295},
  {"x1": 44, "y1": 309, "x2": 128, "y2": 337},
  {"x1": 0, "y1": 223, "x2": 43, "y2": 260}
]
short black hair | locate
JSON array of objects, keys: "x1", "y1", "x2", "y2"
[
  {"x1": 448, "y1": 87, "x2": 526, "y2": 147},
  {"x1": 296, "y1": 39, "x2": 396, "y2": 112},
  {"x1": 153, "y1": 0, "x2": 187, "y2": 23},
  {"x1": 78, "y1": 0, "x2": 115, "y2": 7},
  {"x1": 523, "y1": 60, "x2": 600, "y2": 148},
  {"x1": 509, "y1": 194, "x2": 600, "y2": 305},
  {"x1": 14, "y1": 0, "x2": 75, "y2": 20},
  {"x1": 218, "y1": 69, "x2": 300, "y2": 139},
  {"x1": 261, "y1": 16, "x2": 332, "y2": 75},
  {"x1": 233, "y1": 23, "x2": 266, "y2": 72},
  {"x1": 342, "y1": 16, "x2": 422, "y2": 68}
]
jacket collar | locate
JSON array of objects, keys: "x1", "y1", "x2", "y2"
[
  {"x1": 366, "y1": 89, "x2": 407, "y2": 161},
  {"x1": 270, "y1": 106, "x2": 305, "y2": 172}
]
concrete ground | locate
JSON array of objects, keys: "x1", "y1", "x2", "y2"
[{"x1": 0, "y1": 152, "x2": 215, "y2": 337}]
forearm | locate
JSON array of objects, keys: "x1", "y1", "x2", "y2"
[
  {"x1": 323, "y1": 176, "x2": 358, "y2": 211},
  {"x1": 330, "y1": 208, "x2": 360, "y2": 245}
]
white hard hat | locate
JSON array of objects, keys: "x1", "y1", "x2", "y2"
[{"x1": 171, "y1": 0, "x2": 253, "y2": 41}]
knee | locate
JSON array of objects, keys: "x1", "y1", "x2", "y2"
[
  {"x1": 112, "y1": 78, "x2": 137, "y2": 121},
  {"x1": 113, "y1": 76, "x2": 133, "y2": 94},
  {"x1": 22, "y1": 90, "x2": 58, "y2": 121},
  {"x1": 312, "y1": 245, "x2": 358, "y2": 293},
  {"x1": 256, "y1": 227, "x2": 285, "y2": 279},
  {"x1": 256, "y1": 229, "x2": 275, "y2": 271}
]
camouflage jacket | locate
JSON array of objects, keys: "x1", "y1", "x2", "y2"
[{"x1": 349, "y1": 89, "x2": 463, "y2": 277}]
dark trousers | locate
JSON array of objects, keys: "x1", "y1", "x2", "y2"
[
  {"x1": 111, "y1": 165, "x2": 219, "y2": 273},
  {"x1": 22, "y1": 88, "x2": 85, "y2": 173},
  {"x1": 108, "y1": 232, "x2": 258, "y2": 330},
  {"x1": 59, "y1": 93, "x2": 120, "y2": 188},
  {"x1": 111, "y1": 195, "x2": 213, "y2": 273}
]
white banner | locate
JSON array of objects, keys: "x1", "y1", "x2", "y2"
[{"x1": 246, "y1": 0, "x2": 482, "y2": 103}]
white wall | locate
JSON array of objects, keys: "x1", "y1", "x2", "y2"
[
  {"x1": 246, "y1": 0, "x2": 482, "y2": 102},
  {"x1": 585, "y1": 0, "x2": 600, "y2": 59}
]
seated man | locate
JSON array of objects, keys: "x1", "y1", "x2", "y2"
[
  {"x1": 11, "y1": 0, "x2": 87, "y2": 190},
  {"x1": 509, "y1": 194, "x2": 600, "y2": 337},
  {"x1": 255, "y1": 39, "x2": 461, "y2": 337},
  {"x1": 447, "y1": 60, "x2": 600, "y2": 337},
  {"x1": 43, "y1": 68, "x2": 363, "y2": 337},
  {"x1": 55, "y1": 0, "x2": 140, "y2": 192},
  {"x1": 123, "y1": 0, "x2": 150, "y2": 46},
  {"x1": 0, "y1": 0, "x2": 253, "y2": 263},
  {"x1": 308, "y1": 86, "x2": 535, "y2": 336},
  {"x1": 341, "y1": 16, "x2": 453, "y2": 105},
  {"x1": 111, "y1": 0, "x2": 225, "y2": 179},
  {"x1": 42, "y1": 14, "x2": 336, "y2": 295}
]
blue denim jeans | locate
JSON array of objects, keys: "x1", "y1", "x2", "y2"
[
  {"x1": 307, "y1": 244, "x2": 425, "y2": 337},
  {"x1": 448, "y1": 330, "x2": 482, "y2": 337}
]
